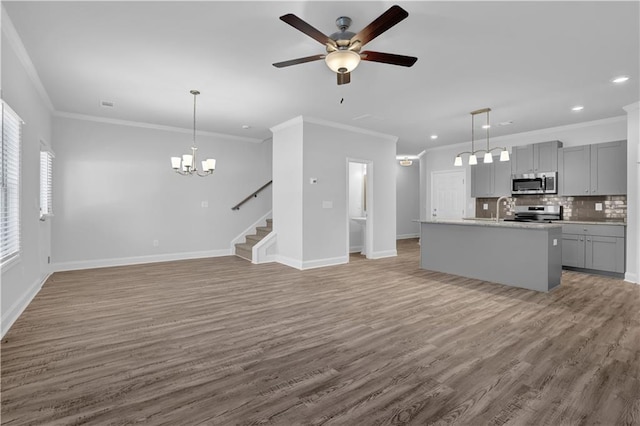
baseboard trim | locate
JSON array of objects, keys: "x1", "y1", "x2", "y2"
[
  {"x1": 624, "y1": 272, "x2": 638, "y2": 284},
  {"x1": 301, "y1": 256, "x2": 349, "y2": 270},
  {"x1": 397, "y1": 233, "x2": 419, "y2": 240},
  {"x1": 275, "y1": 255, "x2": 303, "y2": 270},
  {"x1": 1, "y1": 273, "x2": 50, "y2": 338},
  {"x1": 52, "y1": 249, "x2": 232, "y2": 272},
  {"x1": 368, "y1": 249, "x2": 398, "y2": 259}
]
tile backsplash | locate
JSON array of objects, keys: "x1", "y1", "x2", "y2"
[{"x1": 475, "y1": 194, "x2": 627, "y2": 222}]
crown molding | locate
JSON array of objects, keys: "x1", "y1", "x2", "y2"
[
  {"x1": 1, "y1": 5, "x2": 55, "y2": 112},
  {"x1": 425, "y1": 115, "x2": 628, "y2": 154},
  {"x1": 304, "y1": 116, "x2": 399, "y2": 143},
  {"x1": 54, "y1": 111, "x2": 264, "y2": 143}
]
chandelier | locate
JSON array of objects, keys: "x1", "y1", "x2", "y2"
[
  {"x1": 170, "y1": 90, "x2": 216, "y2": 176},
  {"x1": 454, "y1": 107, "x2": 509, "y2": 166}
]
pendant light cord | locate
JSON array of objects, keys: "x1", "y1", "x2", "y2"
[{"x1": 193, "y1": 92, "x2": 197, "y2": 146}]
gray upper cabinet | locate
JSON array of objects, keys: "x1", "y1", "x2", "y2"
[
  {"x1": 559, "y1": 145, "x2": 590, "y2": 195},
  {"x1": 511, "y1": 141, "x2": 562, "y2": 174},
  {"x1": 471, "y1": 161, "x2": 494, "y2": 197},
  {"x1": 559, "y1": 140, "x2": 627, "y2": 196},
  {"x1": 471, "y1": 155, "x2": 511, "y2": 197},
  {"x1": 494, "y1": 158, "x2": 511, "y2": 196},
  {"x1": 590, "y1": 140, "x2": 627, "y2": 195}
]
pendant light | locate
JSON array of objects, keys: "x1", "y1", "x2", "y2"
[
  {"x1": 170, "y1": 90, "x2": 216, "y2": 176},
  {"x1": 454, "y1": 108, "x2": 509, "y2": 166}
]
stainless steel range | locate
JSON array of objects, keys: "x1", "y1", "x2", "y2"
[{"x1": 505, "y1": 205, "x2": 562, "y2": 223}]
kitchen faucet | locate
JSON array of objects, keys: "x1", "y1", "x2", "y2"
[{"x1": 496, "y1": 196, "x2": 509, "y2": 222}]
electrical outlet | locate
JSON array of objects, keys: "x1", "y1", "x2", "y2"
[
  {"x1": 153, "y1": 240, "x2": 159, "y2": 247},
  {"x1": 483, "y1": 203, "x2": 488, "y2": 210},
  {"x1": 310, "y1": 178, "x2": 318, "y2": 184},
  {"x1": 553, "y1": 239, "x2": 558, "y2": 246},
  {"x1": 595, "y1": 203, "x2": 603, "y2": 211},
  {"x1": 201, "y1": 201, "x2": 209, "y2": 208}
]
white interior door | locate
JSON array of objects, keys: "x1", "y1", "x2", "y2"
[{"x1": 431, "y1": 170, "x2": 466, "y2": 220}]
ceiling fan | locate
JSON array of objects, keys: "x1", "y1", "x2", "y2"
[{"x1": 273, "y1": 5, "x2": 418, "y2": 85}]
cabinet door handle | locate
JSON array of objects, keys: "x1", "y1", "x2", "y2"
[
  {"x1": 587, "y1": 238, "x2": 591, "y2": 242},
  {"x1": 585, "y1": 189, "x2": 588, "y2": 193}
]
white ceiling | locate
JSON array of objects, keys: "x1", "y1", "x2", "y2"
[{"x1": 3, "y1": 1, "x2": 639, "y2": 155}]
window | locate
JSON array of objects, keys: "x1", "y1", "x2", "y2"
[
  {"x1": 40, "y1": 148, "x2": 54, "y2": 219},
  {"x1": 1, "y1": 101, "x2": 22, "y2": 265}
]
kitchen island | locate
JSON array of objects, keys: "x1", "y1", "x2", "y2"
[{"x1": 420, "y1": 219, "x2": 563, "y2": 292}]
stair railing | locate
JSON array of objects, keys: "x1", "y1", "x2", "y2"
[{"x1": 231, "y1": 180, "x2": 273, "y2": 210}]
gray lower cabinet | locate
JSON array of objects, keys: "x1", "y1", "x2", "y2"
[
  {"x1": 559, "y1": 140, "x2": 627, "y2": 196},
  {"x1": 561, "y1": 224, "x2": 625, "y2": 273}
]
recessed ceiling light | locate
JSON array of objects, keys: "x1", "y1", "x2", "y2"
[
  {"x1": 571, "y1": 105, "x2": 584, "y2": 112},
  {"x1": 611, "y1": 75, "x2": 629, "y2": 84},
  {"x1": 430, "y1": 134, "x2": 438, "y2": 139},
  {"x1": 242, "y1": 124, "x2": 251, "y2": 129},
  {"x1": 481, "y1": 124, "x2": 491, "y2": 129}
]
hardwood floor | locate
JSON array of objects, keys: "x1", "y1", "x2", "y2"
[{"x1": 2, "y1": 239, "x2": 639, "y2": 425}]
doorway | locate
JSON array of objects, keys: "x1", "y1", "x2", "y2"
[
  {"x1": 347, "y1": 159, "x2": 373, "y2": 259},
  {"x1": 431, "y1": 170, "x2": 466, "y2": 220}
]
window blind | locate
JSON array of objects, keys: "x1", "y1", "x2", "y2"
[
  {"x1": 40, "y1": 150, "x2": 53, "y2": 218},
  {"x1": 1, "y1": 101, "x2": 22, "y2": 264}
]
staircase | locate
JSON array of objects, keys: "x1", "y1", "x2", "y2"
[{"x1": 235, "y1": 219, "x2": 272, "y2": 261}]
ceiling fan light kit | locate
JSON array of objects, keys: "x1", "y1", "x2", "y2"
[
  {"x1": 273, "y1": 5, "x2": 418, "y2": 85},
  {"x1": 325, "y1": 50, "x2": 361, "y2": 74}
]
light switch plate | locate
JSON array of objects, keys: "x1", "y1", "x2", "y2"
[
  {"x1": 322, "y1": 201, "x2": 333, "y2": 209},
  {"x1": 595, "y1": 203, "x2": 603, "y2": 211}
]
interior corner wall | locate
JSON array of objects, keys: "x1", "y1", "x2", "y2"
[
  {"x1": 271, "y1": 118, "x2": 304, "y2": 268},
  {"x1": 624, "y1": 102, "x2": 639, "y2": 284},
  {"x1": 1, "y1": 29, "x2": 53, "y2": 336},
  {"x1": 396, "y1": 161, "x2": 420, "y2": 238},
  {"x1": 51, "y1": 117, "x2": 272, "y2": 270},
  {"x1": 301, "y1": 120, "x2": 397, "y2": 266}
]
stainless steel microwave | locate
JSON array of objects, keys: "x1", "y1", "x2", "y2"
[{"x1": 511, "y1": 172, "x2": 557, "y2": 195}]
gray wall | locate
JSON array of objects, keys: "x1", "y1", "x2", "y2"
[
  {"x1": 396, "y1": 161, "x2": 420, "y2": 238},
  {"x1": 272, "y1": 116, "x2": 397, "y2": 269},
  {"x1": 1, "y1": 24, "x2": 53, "y2": 335},
  {"x1": 52, "y1": 116, "x2": 272, "y2": 269}
]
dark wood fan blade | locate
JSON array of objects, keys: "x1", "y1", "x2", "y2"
[
  {"x1": 360, "y1": 51, "x2": 417, "y2": 67},
  {"x1": 280, "y1": 14, "x2": 334, "y2": 46},
  {"x1": 350, "y1": 5, "x2": 409, "y2": 47},
  {"x1": 273, "y1": 54, "x2": 325, "y2": 68},
  {"x1": 337, "y1": 72, "x2": 351, "y2": 85}
]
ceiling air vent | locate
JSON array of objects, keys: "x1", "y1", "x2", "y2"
[{"x1": 100, "y1": 100, "x2": 114, "y2": 108}]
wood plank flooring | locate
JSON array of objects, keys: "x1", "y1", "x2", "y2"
[{"x1": 1, "y1": 239, "x2": 639, "y2": 425}]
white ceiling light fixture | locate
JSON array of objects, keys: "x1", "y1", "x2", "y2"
[
  {"x1": 571, "y1": 105, "x2": 584, "y2": 111},
  {"x1": 430, "y1": 134, "x2": 438, "y2": 140},
  {"x1": 399, "y1": 157, "x2": 413, "y2": 166},
  {"x1": 325, "y1": 49, "x2": 361, "y2": 74},
  {"x1": 454, "y1": 107, "x2": 509, "y2": 167},
  {"x1": 611, "y1": 75, "x2": 629, "y2": 84},
  {"x1": 170, "y1": 90, "x2": 216, "y2": 177}
]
